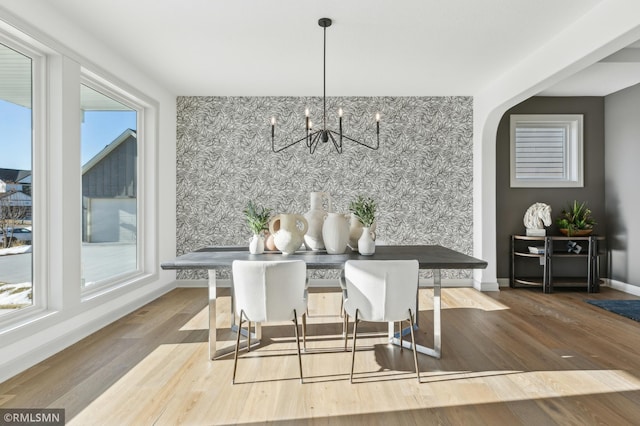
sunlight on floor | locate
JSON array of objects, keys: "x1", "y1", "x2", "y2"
[
  {"x1": 71, "y1": 341, "x2": 640, "y2": 425},
  {"x1": 64, "y1": 288, "x2": 640, "y2": 425}
]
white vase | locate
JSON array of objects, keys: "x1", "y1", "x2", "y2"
[
  {"x1": 358, "y1": 227, "x2": 376, "y2": 256},
  {"x1": 249, "y1": 234, "x2": 265, "y2": 254},
  {"x1": 347, "y1": 213, "x2": 362, "y2": 251},
  {"x1": 348, "y1": 214, "x2": 377, "y2": 251},
  {"x1": 269, "y1": 213, "x2": 309, "y2": 255},
  {"x1": 304, "y1": 192, "x2": 331, "y2": 251},
  {"x1": 322, "y1": 212, "x2": 350, "y2": 254}
]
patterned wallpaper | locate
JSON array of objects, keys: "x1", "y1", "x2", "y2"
[{"x1": 176, "y1": 96, "x2": 473, "y2": 280}]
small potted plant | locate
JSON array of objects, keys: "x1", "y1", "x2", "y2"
[
  {"x1": 349, "y1": 195, "x2": 377, "y2": 255},
  {"x1": 556, "y1": 200, "x2": 596, "y2": 236},
  {"x1": 243, "y1": 201, "x2": 272, "y2": 254}
]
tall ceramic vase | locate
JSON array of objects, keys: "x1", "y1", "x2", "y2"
[
  {"x1": 269, "y1": 213, "x2": 308, "y2": 255},
  {"x1": 322, "y1": 212, "x2": 350, "y2": 254},
  {"x1": 304, "y1": 192, "x2": 331, "y2": 251},
  {"x1": 358, "y1": 227, "x2": 376, "y2": 256}
]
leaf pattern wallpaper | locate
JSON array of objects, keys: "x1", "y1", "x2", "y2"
[{"x1": 176, "y1": 96, "x2": 473, "y2": 280}]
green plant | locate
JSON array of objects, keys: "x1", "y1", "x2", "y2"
[
  {"x1": 349, "y1": 195, "x2": 376, "y2": 228},
  {"x1": 243, "y1": 201, "x2": 272, "y2": 235},
  {"x1": 556, "y1": 200, "x2": 596, "y2": 236}
]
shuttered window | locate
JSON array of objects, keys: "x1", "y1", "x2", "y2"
[{"x1": 510, "y1": 115, "x2": 583, "y2": 187}]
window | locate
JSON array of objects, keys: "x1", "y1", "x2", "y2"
[
  {"x1": 80, "y1": 82, "x2": 140, "y2": 290},
  {"x1": 510, "y1": 114, "x2": 583, "y2": 187},
  {"x1": 0, "y1": 41, "x2": 35, "y2": 316}
]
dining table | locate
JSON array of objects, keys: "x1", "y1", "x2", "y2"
[{"x1": 161, "y1": 245, "x2": 488, "y2": 360}]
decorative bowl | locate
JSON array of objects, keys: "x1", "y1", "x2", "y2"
[{"x1": 559, "y1": 228, "x2": 593, "y2": 236}]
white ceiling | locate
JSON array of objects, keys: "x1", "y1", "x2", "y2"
[
  {"x1": 539, "y1": 41, "x2": 640, "y2": 96},
  {"x1": 4, "y1": 0, "x2": 640, "y2": 98}
]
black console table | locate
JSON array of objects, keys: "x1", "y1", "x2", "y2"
[{"x1": 511, "y1": 235, "x2": 604, "y2": 294}]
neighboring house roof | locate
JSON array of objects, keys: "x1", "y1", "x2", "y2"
[
  {"x1": 0, "y1": 168, "x2": 31, "y2": 183},
  {"x1": 82, "y1": 128, "x2": 137, "y2": 175}
]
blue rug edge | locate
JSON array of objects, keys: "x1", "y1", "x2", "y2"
[{"x1": 585, "y1": 299, "x2": 640, "y2": 322}]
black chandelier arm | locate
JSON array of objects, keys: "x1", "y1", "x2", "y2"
[
  {"x1": 326, "y1": 130, "x2": 343, "y2": 154},
  {"x1": 327, "y1": 129, "x2": 380, "y2": 151},
  {"x1": 309, "y1": 130, "x2": 323, "y2": 154},
  {"x1": 272, "y1": 129, "x2": 323, "y2": 153}
]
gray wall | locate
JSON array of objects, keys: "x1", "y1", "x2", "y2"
[
  {"x1": 176, "y1": 96, "x2": 473, "y2": 279},
  {"x1": 605, "y1": 84, "x2": 640, "y2": 287},
  {"x1": 496, "y1": 97, "x2": 606, "y2": 279}
]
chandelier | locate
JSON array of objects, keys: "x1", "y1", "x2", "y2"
[{"x1": 270, "y1": 18, "x2": 380, "y2": 154}]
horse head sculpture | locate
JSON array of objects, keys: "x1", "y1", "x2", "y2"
[{"x1": 523, "y1": 203, "x2": 552, "y2": 236}]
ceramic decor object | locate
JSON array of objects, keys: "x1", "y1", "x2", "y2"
[
  {"x1": 322, "y1": 212, "x2": 350, "y2": 254},
  {"x1": 304, "y1": 192, "x2": 332, "y2": 251},
  {"x1": 269, "y1": 213, "x2": 309, "y2": 255}
]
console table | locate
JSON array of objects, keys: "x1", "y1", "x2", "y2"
[
  {"x1": 511, "y1": 235, "x2": 604, "y2": 294},
  {"x1": 161, "y1": 245, "x2": 487, "y2": 360}
]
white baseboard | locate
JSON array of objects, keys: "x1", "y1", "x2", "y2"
[
  {"x1": 475, "y1": 279, "x2": 500, "y2": 292},
  {"x1": 606, "y1": 279, "x2": 640, "y2": 296}
]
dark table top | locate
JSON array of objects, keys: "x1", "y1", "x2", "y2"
[{"x1": 161, "y1": 245, "x2": 488, "y2": 271}]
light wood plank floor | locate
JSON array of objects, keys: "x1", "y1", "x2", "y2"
[{"x1": 2, "y1": 286, "x2": 640, "y2": 425}]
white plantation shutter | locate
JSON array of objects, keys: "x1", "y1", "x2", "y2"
[
  {"x1": 510, "y1": 115, "x2": 583, "y2": 188},
  {"x1": 515, "y1": 126, "x2": 567, "y2": 179}
]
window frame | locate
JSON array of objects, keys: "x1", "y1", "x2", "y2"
[
  {"x1": 510, "y1": 114, "x2": 584, "y2": 188},
  {"x1": 79, "y1": 73, "x2": 148, "y2": 298},
  {"x1": 0, "y1": 32, "x2": 47, "y2": 324}
]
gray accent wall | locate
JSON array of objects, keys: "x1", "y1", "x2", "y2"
[
  {"x1": 605, "y1": 84, "x2": 640, "y2": 288},
  {"x1": 176, "y1": 96, "x2": 473, "y2": 280},
  {"x1": 496, "y1": 97, "x2": 606, "y2": 280}
]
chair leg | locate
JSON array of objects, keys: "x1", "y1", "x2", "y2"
[
  {"x1": 399, "y1": 321, "x2": 403, "y2": 351},
  {"x1": 293, "y1": 309, "x2": 303, "y2": 384},
  {"x1": 408, "y1": 309, "x2": 420, "y2": 383},
  {"x1": 232, "y1": 310, "x2": 245, "y2": 385},
  {"x1": 350, "y1": 310, "x2": 359, "y2": 384},
  {"x1": 247, "y1": 321, "x2": 251, "y2": 352},
  {"x1": 343, "y1": 312, "x2": 349, "y2": 351},
  {"x1": 302, "y1": 312, "x2": 307, "y2": 352}
]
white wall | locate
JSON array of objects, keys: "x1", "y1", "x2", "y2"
[
  {"x1": 605, "y1": 83, "x2": 640, "y2": 291},
  {"x1": 0, "y1": 2, "x2": 177, "y2": 382}
]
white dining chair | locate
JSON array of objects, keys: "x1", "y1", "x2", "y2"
[
  {"x1": 341, "y1": 259, "x2": 420, "y2": 383},
  {"x1": 231, "y1": 259, "x2": 307, "y2": 384}
]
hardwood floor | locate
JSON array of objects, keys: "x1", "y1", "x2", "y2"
[{"x1": 2, "y1": 286, "x2": 640, "y2": 425}]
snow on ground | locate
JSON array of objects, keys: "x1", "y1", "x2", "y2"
[
  {"x1": 0, "y1": 245, "x2": 32, "y2": 256},
  {"x1": 0, "y1": 282, "x2": 32, "y2": 308}
]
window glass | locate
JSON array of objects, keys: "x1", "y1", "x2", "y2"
[
  {"x1": 81, "y1": 84, "x2": 138, "y2": 287},
  {"x1": 0, "y1": 43, "x2": 33, "y2": 314}
]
